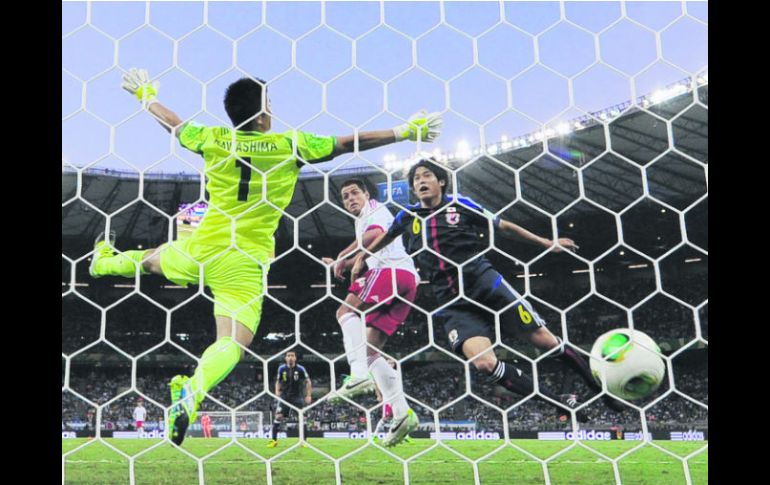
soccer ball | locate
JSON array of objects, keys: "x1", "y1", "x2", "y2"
[{"x1": 590, "y1": 329, "x2": 666, "y2": 401}]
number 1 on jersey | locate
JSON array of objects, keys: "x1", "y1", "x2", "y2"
[{"x1": 235, "y1": 158, "x2": 252, "y2": 201}]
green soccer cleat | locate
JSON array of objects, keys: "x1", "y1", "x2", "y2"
[
  {"x1": 168, "y1": 375, "x2": 197, "y2": 446},
  {"x1": 332, "y1": 374, "x2": 376, "y2": 403},
  {"x1": 382, "y1": 408, "x2": 418, "y2": 448},
  {"x1": 266, "y1": 439, "x2": 278, "y2": 448},
  {"x1": 89, "y1": 231, "x2": 116, "y2": 278}
]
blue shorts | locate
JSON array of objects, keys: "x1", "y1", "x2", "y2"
[{"x1": 435, "y1": 269, "x2": 546, "y2": 355}]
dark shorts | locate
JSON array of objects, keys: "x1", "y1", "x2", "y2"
[
  {"x1": 435, "y1": 269, "x2": 546, "y2": 355},
  {"x1": 275, "y1": 397, "x2": 306, "y2": 419}
]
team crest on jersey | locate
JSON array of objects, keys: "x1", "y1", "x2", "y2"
[
  {"x1": 294, "y1": 371, "x2": 299, "y2": 381},
  {"x1": 446, "y1": 212, "x2": 460, "y2": 225},
  {"x1": 448, "y1": 329, "x2": 459, "y2": 344}
]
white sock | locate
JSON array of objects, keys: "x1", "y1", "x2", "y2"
[
  {"x1": 373, "y1": 418, "x2": 387, "y2": 436},
  {"x1": 339, "y1": 313, "x2": 369, "y2": 378},
  {"x1": 369, "y1": 356, "x2": 409, "y2": 417}
]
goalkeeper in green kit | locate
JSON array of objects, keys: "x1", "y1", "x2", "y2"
[{"x1": 89, "y1": 68, "x2": 443, "y2": 446}]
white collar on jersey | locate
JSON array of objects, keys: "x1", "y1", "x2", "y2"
[{"x1": 357, "y1": 199, "x2": 380, "y2": 220}]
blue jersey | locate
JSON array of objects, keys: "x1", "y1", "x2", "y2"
[
  {"x1": 386, "y1": 195, "x2": 502, "y2": 305},
  {"x1": 275, "y1": 364, "x2": 309, "y2": 400}
]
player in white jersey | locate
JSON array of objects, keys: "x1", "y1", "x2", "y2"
[
  {"x1": 133, "y1": 401, "x2": 147, "y2": 433},
  {"x1": 353, "y1": 200, "x2": 417, "y2": 279},
  {"x1": 322, "y1": 179, "x2": 419, "y2": 446}
]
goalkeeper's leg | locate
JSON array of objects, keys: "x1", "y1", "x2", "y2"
[
  {"x1": 89, "y1": 231, "x2": 161, "y2": 278},
  {"x1": 191, "y1": 316, "x2": 251, "y2": 407},
  {"x1": 169, "y1": 250, "x2": 264, "y2": 445},
  {"x1": 170, "y1": 316, "x2": 253, "y2": 445}
]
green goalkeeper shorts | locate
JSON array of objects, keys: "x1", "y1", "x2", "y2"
[{"x1": 158, "y1": 238, "x2": 268, "y2": 334}]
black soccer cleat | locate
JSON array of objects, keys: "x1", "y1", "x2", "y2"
[
  {"x1": 601, "y1": 394, "x2": 628, "y2": 413},
  {"x1": 558, "y1": 394, "x2": 589, "y2": 423},
  {"x1": 170, "y1": 407, "x2": 189, "y2": 446}
]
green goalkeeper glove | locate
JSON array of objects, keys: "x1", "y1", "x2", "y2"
[
  {"x1": 393, "y1": 109, "x2": 443, "y2": 142},
  {"x1": 121, "y1": 68, "x2": 159, "y2": 106}
]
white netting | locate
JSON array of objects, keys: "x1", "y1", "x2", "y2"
[
  {"x1": 63, "y1": 1, "x2": 707, "y2": 484},
  {"x1": 201, "y1": 411, "x2": 267, "y2": 438}
]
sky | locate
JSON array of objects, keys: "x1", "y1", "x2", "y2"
[{"x1": 62, "y1": 1, "x2": 708, "y2": 175}]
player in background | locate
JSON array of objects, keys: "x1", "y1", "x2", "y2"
[
  {"x1": 268, "y1": 351, "x2": 312, "y2": 448},
  {"x1": 133, "y1": 400, "x2": 146, "y2": 434},
  {"x1": 200, "y1": 414, "x2": 213, "y2": 438},
  {"x1": 321, "y1": 180, "x2": 422, "y2": 446},
  {"x1": 351, "y1": 158, "x2": 596, "y2": 436},
  {"x1": 88, "y1": 67, "x2": 442, "y2": 446}
]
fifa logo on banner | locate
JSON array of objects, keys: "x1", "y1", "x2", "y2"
[{"x1": 376, "y1": 181, "x2": 409, "y2": 205}]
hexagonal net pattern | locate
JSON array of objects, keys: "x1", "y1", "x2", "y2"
[{"x1": 62, "y1": 2, "x2": 707, "y2": 484}]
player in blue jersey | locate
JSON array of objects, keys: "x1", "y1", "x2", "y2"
[
  {"x1": 267, "y1": 350, "x2": 312, "y2": 448},
  {"x1": 352, "y1": 158, "x2": 624, "y2": 427}
]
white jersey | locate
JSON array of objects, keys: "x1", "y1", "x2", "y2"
[
  {"x1": 133, "y1": 406, "x2": 146, "y2": 422},
  {"x1": 357, "y1": 200, "x2": 418, "y2": 278}
]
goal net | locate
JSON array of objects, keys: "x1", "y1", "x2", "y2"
[
  {"x1": 197, "y1": 411, "x2": 267, "y2": 439},
  {"x1": 62, "y1": 1, "x2": 707, "y2": 484}
]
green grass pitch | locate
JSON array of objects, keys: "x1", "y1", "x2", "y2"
[{"x1": 62, "y1": 437, "x2": 707, "y2": 484}]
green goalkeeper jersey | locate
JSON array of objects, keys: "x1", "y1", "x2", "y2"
[{"x1": 178, "y1": 122, "x2": 335, "y2": 258}]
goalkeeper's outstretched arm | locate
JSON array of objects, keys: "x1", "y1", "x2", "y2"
[
  {"x1": 121, "y1": 68, "x2": 183, "y2": 137},
  {"x1": 147, "y1": 103, "x2": 184, "y2": 137},
  {"x1": 122, "y1": 68, "x2": 442, "y2": 148},
  {"x1": 333, "y1": 130, "x2": 398, "y2": 156},
  {"x1": 320, "y1": 110, "x2": 443, "y2": 162}
]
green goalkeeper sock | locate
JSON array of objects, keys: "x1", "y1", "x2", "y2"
[
  {"x1": 93, "y1": 250, "x2": 148, "y2": 277},
  {"x1": 190, "y1": 336, "x2": 242, "y2": 408}
]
